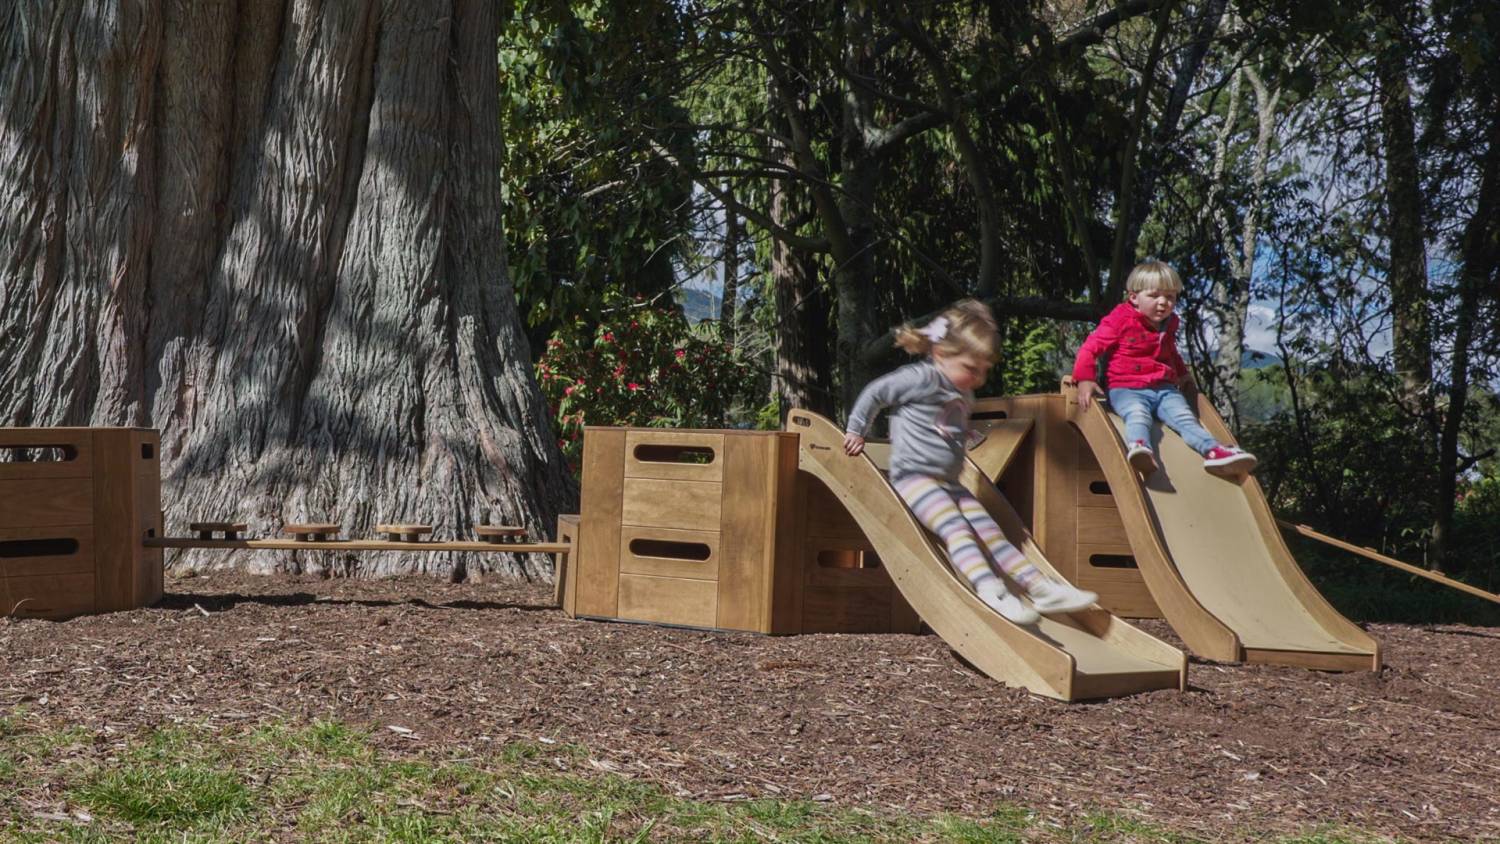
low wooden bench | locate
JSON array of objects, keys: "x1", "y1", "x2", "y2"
[
  {"x1": 474, "y1": 525, "x2": 527, "y2": 544},
  {"x1": 283, "y1": 523, "x2": 342, "y2": 542},
  {"x1": 190, "y1": 521, "x2": 249, "y2": 540},
  {"x1": 376, "y1": 523, "x2": 433, "y2": 543}
]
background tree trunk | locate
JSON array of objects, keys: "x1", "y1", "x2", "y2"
[
  {"x1": 0, "y1": 0, "x2": 573, "y2": 580},
  {"x1": 1375, "y1": 1, "x2": 1436, "y2": 425}
]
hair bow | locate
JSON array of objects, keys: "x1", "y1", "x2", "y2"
[{"x1": 920, "y1": 316, "x2": 949, "y2": 343}]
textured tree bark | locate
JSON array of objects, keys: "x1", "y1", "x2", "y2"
[
  {"x1": 760, "y1": 13, "x2": 833, "y2": 421},
  {"x1": 1375, "y1": 3, "x2": 1435, "y2": 425},
  {"x1": 718, "y1": 186, "x2": 739, "y2": 350},
  {"x1": 1430, "y1": 105, "x2": 1500, "y2": 572},
  {"x1": 0, "y1": 0, "x2": 573, "y2": 580}
]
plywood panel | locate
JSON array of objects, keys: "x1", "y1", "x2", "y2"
[
  {"x1": 0, "y1": 429, "x2": 94, "y2": 481},
  {"x1": 1075, "y1": 543, "x2": 1160, "y2": 618},
  {"x1": 1, "y1": 572, "x2": 95, "y2": 619},
  {"x1": 1076, "y1": 469, "x2": 1117, "y2": 508},
  {"x1": 134, "y1": 463, "x2": 164, "y2": 607},
  {"x1": 618, "y1": 574, "x2": 717, "y2": 628},
  {"x1": 621, "y1": 478, "x2": 722, "y2": 530},
  {"x1": 802, "y1": 544, "x2": 892, "y2": 590},
  {"x1": 93, "y1": 430, "x2": 137, "y2": 612},
  {"x1": 555, "y1": 514, "x2": 581, "y2": 615},
  {"x1": 577, "y1": 429, "x2": 626, "y2": 617},
  {"x1": 623, "y1": 431, "x2": 724, "y2": 482},
  {"x1": 0, "y1": 526, "x2": 94, "y2": 578},
  {"x1": 132, "y1": 430, "x2": 161, "y2": 478},
  {"x1": 1039, "y1": 395, "x2": 1080, "y2": 583},
  {"x1": 801, "y1": 585, "x2": 893, "y2": 633},
  {"x1": 1077, "y1": 507, "x2": 1129, "y2": 546},
  {"x1": 619, "y1": 526, "x2": 719, "y2": 580},
  {"x1": 717, "y1": 436, "x2": 774, "y2": 632},
  {"x1": 0, "y1": 478, "x2": 92, "y2": 529},
  {"x1": 800, "y1": 477, "x2": 865, "y2": 542},
  {"x1": 769, "y1": 436, "x2": 804, "y2": 635}
]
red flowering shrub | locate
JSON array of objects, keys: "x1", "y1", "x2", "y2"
[{"x1": 536, "y1": 297, "x2": 747, "y2": 472}]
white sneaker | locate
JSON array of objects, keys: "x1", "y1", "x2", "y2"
[
  {"x1": 1028, "y1": 579, "x2": 1098, "y2": 614},
  {"x1": 1126, "y1": 439, "x2": 1158, "y2": 474},
  {"x1": 977, "y1": 580, "x2": 1039, "y2": 625}
]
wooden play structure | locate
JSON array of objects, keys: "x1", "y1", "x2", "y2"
[
  {"x1": 563, "y1": 417, "x2": 1187, "y2": 700},
  {"x1": 971, "y1": 382, "x2": 1381, "y2": 671},
  {"x1": 0, "y1": 428, "x2": 163, "y2": 619},
  {"x1": 0, "y1": 427, "x2": 571, "y2": 620},
  {"x1": 565, "y1": 427, "x2": 920, "y2": 635}
]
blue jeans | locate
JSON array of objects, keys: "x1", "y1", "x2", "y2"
[{"x1": 1107, "y1": 387, "x2": 1218, "y2": 455}]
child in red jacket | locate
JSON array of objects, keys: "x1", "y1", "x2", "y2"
[{"x1": 1072, "y1": 261, "x2": 1256, "y2": 476}]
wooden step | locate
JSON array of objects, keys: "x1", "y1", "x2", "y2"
[
  {"x1": 189, "y1": 521, "x2": 249, "y2": 540},
  {"x1": 283, "y1": 523, "x2": 342, "y2": 542},
  {"x1": 473, "y1": 524, "x2": 526, "y2": 544},
  {"x1": 375, "y1": 523, "x2": 433, "y2": 542}
]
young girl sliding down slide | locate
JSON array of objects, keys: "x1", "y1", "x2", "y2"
[{"x1": 843, "y1": 300, "x2": 1097, "y2": 624}]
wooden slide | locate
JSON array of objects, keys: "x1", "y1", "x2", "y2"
[
  {"x1": 787, "y1": 410, "x2": 1185, "y2": 701},
  {"x1": 1069, "y1": 390, "x2": 1381, "y2": 671}
]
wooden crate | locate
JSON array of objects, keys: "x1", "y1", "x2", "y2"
[
  {"x1": 570, "y1": 427, "x2": 918, "y2": 635},
  {"x1": 0, "y1": 428, "x2": 163, "y2": 619},
  {"x1": 972, "y1": 396, "x2": 1163, "y2": 619}
]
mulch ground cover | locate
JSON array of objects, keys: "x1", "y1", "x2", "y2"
[{"x1": 2, "y1": 570, "x2": 1496, "y2": 841}]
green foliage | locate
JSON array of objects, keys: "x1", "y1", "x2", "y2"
[
  {"x1": 500, "y1": 0, "x2": 695, "y2": 347},
  {"x1": 536, "y1": 296, "x2": 756, "y2": 471},
  {"x1": 998, "y1": 321, "x2": 1066, "y2": 395}
]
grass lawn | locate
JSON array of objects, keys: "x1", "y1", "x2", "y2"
[{"x1": 0, "y1": 713, "x2": 1417, "y2": 843}]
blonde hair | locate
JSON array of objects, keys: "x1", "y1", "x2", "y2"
[
  {"x1": 893, "y1": 299, "x2": 1000, "y2": 364},
  {"x1": 1125, "y1": 260, "x2": 1183, "y2": 295}
]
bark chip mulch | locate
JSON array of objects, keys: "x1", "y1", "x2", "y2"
[{"x1": 2, "y1": 571, "x2": 1496, "y2": 841}]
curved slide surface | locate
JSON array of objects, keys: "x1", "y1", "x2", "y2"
[
  {"x1": 787, "y1": 410, "x2": 1185, "y2": 700},
  {"x1": 1070, "y1": 392, "x2": 1380, "y2": 671}
]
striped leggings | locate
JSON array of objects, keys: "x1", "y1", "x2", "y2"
[{"x1": 894, "y1": 474, "x2": 1043, "y2": 592}]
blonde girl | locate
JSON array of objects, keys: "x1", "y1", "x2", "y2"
[{"x1": 844, "y1": 300, "x2": 1096, "y2": 623}]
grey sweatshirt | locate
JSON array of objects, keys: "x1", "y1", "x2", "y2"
[{"x1": 845, "y1": 360, "x2": 975, "y2": 482}]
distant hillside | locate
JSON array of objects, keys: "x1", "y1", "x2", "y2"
[
  {"x1": 677, "y1": 288, "x2": 721, "y2": 324},
  {"x1": 1243, "y1": 349, "x2": 1282, "y2": 370}
]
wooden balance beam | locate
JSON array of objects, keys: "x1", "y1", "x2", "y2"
[{"x1": 144, "y1": 537, "x2": 570, "y2": 553}]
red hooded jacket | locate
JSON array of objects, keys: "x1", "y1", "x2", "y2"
[{"x1": 1071, "y1": 302, "x2": 1189, "y2": 389}]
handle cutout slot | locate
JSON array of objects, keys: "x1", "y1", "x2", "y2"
[
  {"x1": 632, "y1": 444, "x2": 716, "y2": 465},
  {"x1": 0, "y1": 538, "x2": 81, "y2": 558},
  {"x1": 817, "y1": 549, "x2": 883, "y2": 570},
  {"x1": 1, "y1": 445, "x2": 79, "y2": 463},
  {"x1": 628, "y1": 538, "x2": 712, "y2": 561},
  {"x1": 141, "y1": 443, "x2": 155, "y2": 460},
  {"x1": 1088, "y1": 480, "x2": 1111, "y2": 496},
  {"x1": 971, "y1": 410, "x2": 1009, "y2": 420},
  {"x1": 1089, "y1": 553, "x2": 1138, "y2": 569},
  {"x1": 790, "y1": 415, "x2": 811, "y2": 427}
]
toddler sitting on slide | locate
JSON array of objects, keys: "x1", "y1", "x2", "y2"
[
  {"x1": 842, "y1": 299, "x2": 1096, "y2": 624},
  {"x1": 1072, "y1": 260, "x2": 1257, "y2": 476}
]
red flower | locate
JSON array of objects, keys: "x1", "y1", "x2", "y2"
[
  {"x1": 601, "y1": 331, "x2": 615, "y2": 343},
  {"x1": 563, "y1": 385, "x2": 574, "y2": 396},
  {"x1": 627, "y1": 382, "x2": 641, "y2": 391},
  {"x1": 674, "y1": 349, "x2": 686, "y2": 359}
]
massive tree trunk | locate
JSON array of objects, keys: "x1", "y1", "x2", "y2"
[{"x1": 0, "y1": 1, "x2": 573, "y2": 580}]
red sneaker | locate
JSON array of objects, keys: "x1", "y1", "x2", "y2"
[
  {"x1": 1204, "y1": 444, "x2": 1257, "y2": 475},
  {"x1": 1126, "y1": 440, "x2": 1158, "y2": 474}
]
